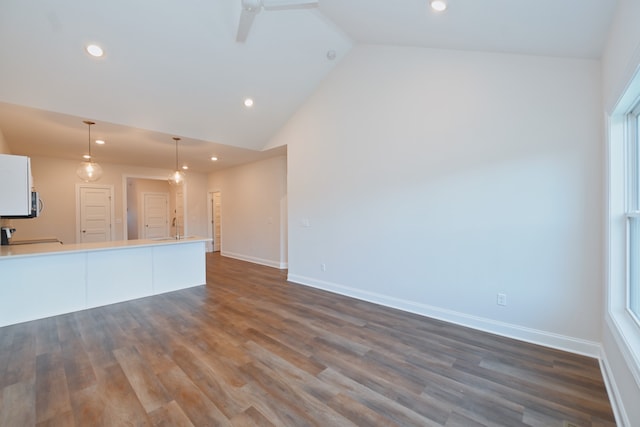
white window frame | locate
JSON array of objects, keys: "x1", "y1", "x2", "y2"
[{"x1": 628, "y1": 102, "x2": 640, "y2": 326}]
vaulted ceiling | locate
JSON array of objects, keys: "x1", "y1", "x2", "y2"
[{"x1": 0, "y1": 0, "x2": 617, "y2": 173}]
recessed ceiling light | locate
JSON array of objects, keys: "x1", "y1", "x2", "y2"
[
  {"x1": 182, "y1": 165, "x2": 189, "y2": 170},
  {"x1": 83, "y1": 154, "x2": 91, "y2": 160},
  {"x1": 211, "y1": 156, "x2": 218, "y2": 161},
  {"x1": 95, "y1": 139, "x2": 105, "y2": 145},
  {"x1": 86, "y1": 44, "x2": 104, "y2": 57},
  {"x1": 244, "y1": 98, "x2": 254, "y2": 108},
  {"x1": 430, "y1": 0, "x2": 447, "y2": 12}
]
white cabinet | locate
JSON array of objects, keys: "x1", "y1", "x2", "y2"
[
  {"x1": 0, "y1": 154, "x2": 32, "y2": 216},
  {"x1": 0, "y1": 238, "x2": 208, "y2": 327}
]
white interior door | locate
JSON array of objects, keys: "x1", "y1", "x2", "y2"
[
  {"x1": 213, "y1": 192, "x2": 221, "y2": 251},
  {"x1": 175, "y1": 188, "x2": 185, "y2": 237},
  {"x1": 143, "y1": 192, "x2": 169, "y2": 239},
  {"x1": 79, "y1": 186, "x2": 113, "y2": 243}
]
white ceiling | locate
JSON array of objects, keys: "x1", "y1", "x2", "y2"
[
  {"x1": 0, "y1": 0, "x2": 617, "y2": 173},
  {"x1": 321, "y1": 0, "x2": 616, "y2": 58}
]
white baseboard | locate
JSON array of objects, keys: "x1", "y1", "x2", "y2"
[
  {"x1": 222, "y1": 251, "x2": 287, "y2": 269},
  {"x1": 599, "y1": 346, "x2": 631, "y2": 427},
  {"x1": 287, "y1": 273, "x2": 601, "y2": 358}
]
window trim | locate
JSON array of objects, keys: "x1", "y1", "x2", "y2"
[{"x1": 628, "y1": 103, "x2": 640, "y2": 327}]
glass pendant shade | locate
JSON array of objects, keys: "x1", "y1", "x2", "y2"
[
  {"x1": 168, "y1": 137, "x2": 185, "y2": 186},
  {"x1": 76, "y1": 120, "x2": 103, "y2": 182},
  {"x1": 76, "y1": 161, "x2": 103, "y2": 182},
  {"x1": 168, "y1": 169, "x2": 185, "y2": 186}
]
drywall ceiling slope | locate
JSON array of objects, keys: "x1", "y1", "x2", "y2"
[
  {"x1": 0, "y1": 1, "x2": 618, "y2": 171},
  {"x1": 319, "y1": 0, "x2": 616, "y2": 58}
]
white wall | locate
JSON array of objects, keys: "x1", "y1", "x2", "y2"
[
  {"x1": 0, "y1": 129, "x2": 10, "y2": 154},
  {"x1": 10, "y1": 156, "x2": 208, "y2": 244},
  {"x1": 0, "y1": 130, "x2": 12, "y2": 229},
  {"x1": 208, "y1": 155, "x2": 287, "y2": 268},
  {"x1": 184, "y1": 170, "x2": 209, "y2": 238},
  {"x1": 271, "y1": 45, "x2": 603, "y2": 355},
  {"x1": 601, "y1": 0, "x2": 640, "y2": 425}
]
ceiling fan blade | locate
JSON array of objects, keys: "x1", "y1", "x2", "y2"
[
  {"x1": 236, "y1": 6, "x2": 259, "y2": 43},
  {"x1": 262, "y1": 0, "x2": 318, "y2": 11}
]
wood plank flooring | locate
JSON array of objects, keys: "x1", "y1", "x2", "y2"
[{"x1": 0, "y1": 253, "x2": 616, "y2": 426}]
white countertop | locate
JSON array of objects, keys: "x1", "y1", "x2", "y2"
[{"x1": 0, "y1": 236, "x2": 210, "y2": 259}]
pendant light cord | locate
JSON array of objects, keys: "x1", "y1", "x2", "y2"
[
  {"x1": 83, "y1": 120, "x2": 95, "y2": 160},
  {"x1": 173, "y1": 137, "x2": 181, "y2": 170}
]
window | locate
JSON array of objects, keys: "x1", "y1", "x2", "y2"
[{"x1": 627, "y1": 101, "x2": 640, "y2": 323}]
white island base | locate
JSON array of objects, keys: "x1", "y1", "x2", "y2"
[{"x1": 0, "y1": 237, "x2": 209, "y2": 328}]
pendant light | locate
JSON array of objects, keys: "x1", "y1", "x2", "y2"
[
  {"x1": 168, "y1": 137, "x2": 185, "y2": 186},
  {"x1": 76, "y1": 120, "x2": 103, "y2": 182}
]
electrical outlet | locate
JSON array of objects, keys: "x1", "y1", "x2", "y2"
[
  {"x1": 497, "y1": 293, "x2": 507, "y2": 306},
  {"x1": 321, "y1": 263, "x2": 326, "y2": 272}
]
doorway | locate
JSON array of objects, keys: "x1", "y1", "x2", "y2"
[
  {"x1": 125, "y1": 176, "x2": 184, "y2": 240},
  {"x1": 208, "y1": 191, "x2": 221, "y2": 252},
  {"x1": 77, "y1": 184, "x2": 114, "y2": 243}
]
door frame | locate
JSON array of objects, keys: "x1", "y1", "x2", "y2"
[{"x1": 75, "y1": 183, "x2": 115, "y2": 243}]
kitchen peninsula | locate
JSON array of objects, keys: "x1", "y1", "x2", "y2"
[{"x1": 0, "y1": 236, "x2": 209, "y2": 327}]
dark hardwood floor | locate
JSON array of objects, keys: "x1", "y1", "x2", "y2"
[{"x1": 0, "y1": 253, "x2": 615, "y2": 426}]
